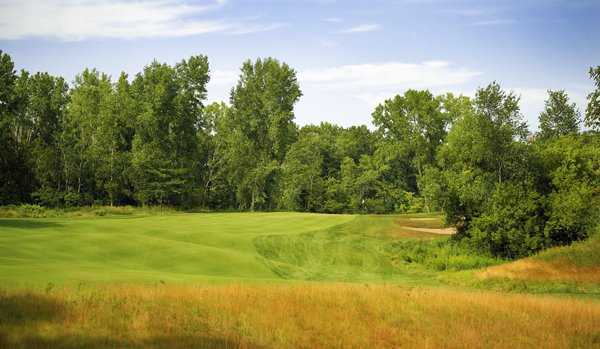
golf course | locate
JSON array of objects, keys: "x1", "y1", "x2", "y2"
[
  {"x1": 0, "y1": 211, "x2": 470, "y2": 286},
  {"x1": 1, "y1": 16, "x2": 600, "y2": 347},
  {"x1": 1, "y1": 211, "x2": 599, "y2": 348}
]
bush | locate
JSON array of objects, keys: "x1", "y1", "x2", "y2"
[
  {"x1": 388, "y1": 238, "x2": 501, "y2": 271},
  {"x1": 0, "y1": 204, "x2": 176, "y2": 218},
  {"x1": 32, "y1": 189, "x2": 63, "y2": 207},
  {"x1": 466, "y1": 183, "x2": 546, "y2": 258}
]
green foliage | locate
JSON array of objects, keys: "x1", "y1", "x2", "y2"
[
  {"x1": 217, "y1": 58, "x2": 301, "y2": 210},
  {"x1": 0, "y1": 204, "x2": 177, "y2": 218},
  {"x1": 538, "y1": 90, "x2": 580, "y2": 139},
  {"x1": 279, "y1": 132, "x2": 324, "y2": 211},
  {"x1": 536, "y1": 134, "x2": 600, "y2": 244},
  {"x1": 436, "y1": 82, "x2": 531, "y2": 235},
  {"x1": 130, "y1": 56, "x2": 209, "y2": 206},
  {"x1": 417, "y1": 165, "x2": 444, "y2": 212},
  {"x1": 585, "y1": 66, "x2": 600, "y2": 130},
  {"x1": 0, "y1": 51, "x2": 36, "y2": 204},
  {"x1": 435, "y1": 82, "x2": 598, "y2": 258},
  {"x1": 372, "y1": 90, "x2": 449, "y2": 192},
  {"x1": 468, "y1": 182, "x2": 546, "y2": 258}
]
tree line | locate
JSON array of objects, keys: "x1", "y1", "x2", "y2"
[{"x1": 1, "y1": 50, "x2": 599, "y2": 258}]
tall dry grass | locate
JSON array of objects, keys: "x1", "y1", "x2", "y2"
[
  {"x1": 1, "y1": 284, "x2": 599, "y2": 349},
  {"x1": 479, "y1": 259, "x2": 600, "y2": 284}
]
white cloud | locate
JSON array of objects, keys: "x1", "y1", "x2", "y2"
[
  {"x1": 320, "y1": 40, "x2": 339, "y2": 48},
  {"x1": 207, "y1": 60, "x2": 482, "y2": 127},
  {"x1": 338, "y1": 23, "x2": 381, "y2": 33},
  {"x1": 208, "y1": 62, "x2": 590, "y2": 132},
  {"x1": 510, "y1": 87, "x2": 587, "y2": 131},
  {"x1": 472, "y1": 19, "x2": 515, "y2": 26},
  {"x1": 0, "y1": 0, "x2": 284, "y2": 40},
  {"x1": 323, "y1": 17, "x2": 342, "y2": 23},
  {"x1": 443, "y1": 8, "x2": 491, "y2": 17},
  {"x1": 211, "y1": 69, "x2": 238, "y2": 86},
  {"x1": 299, "y1": 61, "x2": 481, "y2": 91},
  {"x1": 227, "y1": 22, "x2": 289, "y2": 35}
]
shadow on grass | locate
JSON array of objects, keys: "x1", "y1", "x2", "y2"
[
  {"x1": 0, "y1": 219, "x2": 62, "y2": 230},
  {"x1": 0, "y1": 292, "x2": 265, "y2": 349},
  {"x1": 0, "y1": 292, "x2": 65, "y2": 325},
  {"x1": 0, "y1": 334, "x2": 263, "y2": 349}
]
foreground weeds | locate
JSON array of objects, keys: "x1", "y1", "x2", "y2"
[
  {"x1": 1, "y1": 284, "x2": 599, "y2": 349},
  {"x1": 0, "y1": 204, "x2": 178, "y2": 219}
]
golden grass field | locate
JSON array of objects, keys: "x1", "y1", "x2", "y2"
[
  {"x1": 479, "y1": 233, "x2": 600, "y2": 285},
  {"x1": 1, "y1": 284, "x2": 599, "y2": 349},
  {"x1": 479, "y1": 259, "x2": 600, "y2": 284}
]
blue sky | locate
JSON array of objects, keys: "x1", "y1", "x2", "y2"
[{"x1": 1, "y1": 0, "x2": 599, "y2": 130}]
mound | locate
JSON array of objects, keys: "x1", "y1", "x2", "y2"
[{"x1": 478, "y1": 233, "x2": 600, "y2": 284}]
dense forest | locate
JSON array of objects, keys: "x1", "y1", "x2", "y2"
[{"x1": 1, "y1": 50, "x2": 599, "y2": 258}]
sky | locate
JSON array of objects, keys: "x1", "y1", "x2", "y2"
[{"x1": 1, "y1": 0, "x2": 599, "y2": 131}]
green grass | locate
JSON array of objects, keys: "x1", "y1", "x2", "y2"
[
  {"x1": 2, "y1": 210, "x2": 596, "y2": 298},
  {"x1": 534, "y1": 230, "x2": 600, "y2": 267},
  {"x1": 0, "y1": 211, "x2": 501, "y2": 287},
  {"x1": 441, "y1": 228, "x2": 600, "y2": 297},
  {"x1": 0, "y1": 212, "x2": 355, "y2": 286},
  {"x1": 254, "y1": 214, "x2": 500, "y2": 284}
]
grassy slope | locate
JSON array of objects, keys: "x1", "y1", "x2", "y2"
[
  {"x1": 2, "y1": 211, "x2": 597, "y2": 294},
  {"x1": 1, "y1": 212, "x2": 500, "y2": 287},
  {"x1": 0, "y1": 212, "x2": 355, "y2": 285},
  {"x1": 440, "y1": 231, "x2": 600, "y2": 295}
]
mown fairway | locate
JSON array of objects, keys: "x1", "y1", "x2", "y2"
[{"x1": 0, "y1": 213, "x2": 356, "y2": 285}]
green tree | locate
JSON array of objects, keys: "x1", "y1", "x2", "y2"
[
  {"x1": 536, "y1": 134, "x2": 600, "y2": 244},
  {"x1": 372, "y1": 90, "x2": 448, "y2": 188},
  {"x1": 201, "y1": 102, "x2": 237, "y2": 208},
  {"x1": 224, "y1": 58, "x2": 302, "y2": 210},
  {"x1": 585, "y1": 66, "x2": 600, "y2": 130},
  {"x1": 468, "y1": 182, "x2": 546, "y2": 258},
  {"x1": 280, "y1": 132, "x2": 324, "y2": 211},
  {"x1": 93, "y1": 73, "x2": 136, "y2": 205},
  {"x1": 0, "y1": 51, "x2": 34, "y2": 203},
  {"x1": 19, "y1": 72, "x2": 69, "y2": 205},
  {"x1": 438, "y1": 82, "x2": 529, "y2": 235},
  {"x1": 538, "y1": 90, "x2": 580, "y2": 139},
  {"x1": 131, "y1": 56, "x2": 209, "y2": 206},
  {"x1": 417, "y1": 165, "x2": 444, "y2": 213},
  {"x1": 62, "y1": 69, "x2": 113, "y2": 204}
]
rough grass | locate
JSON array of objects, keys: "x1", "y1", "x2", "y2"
[
  {"x1": 1, "y1": 284, "x2": 599, "y2": 349},
  {"x1": 254, "y1": 214, "x2": 499, "y2": 282},
  {"x1": 462, "y1": 230, "x2": 600, "y2": 295},
  {"x1": 479, "y1": 232, "x2": 600, "y2": 284},
  {"x1": 0, "y1": 204, "x2": 178, "y2": 219}
]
